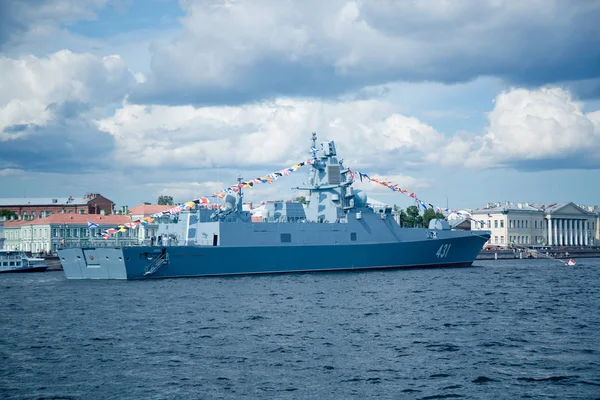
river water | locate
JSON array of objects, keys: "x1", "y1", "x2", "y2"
[{"x1": 1, "y1": 258, "x2": 599, "y2": 399}]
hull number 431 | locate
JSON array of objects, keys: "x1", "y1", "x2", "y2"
[{"x1": 436, "y1": 244, "x2": 451, "y2": 258}]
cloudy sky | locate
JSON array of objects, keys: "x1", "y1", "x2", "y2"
[{"x1": 1, "y1": 0, "x2": 599, "y2": 211}]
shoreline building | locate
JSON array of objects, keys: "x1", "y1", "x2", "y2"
[
  {"x1": 2, "y1": 214, "x2": 133, "y2": 253},
  {"x1": 127, "y1": 203, "x2": 175, "y2": 242},
  {"x1": 471, "y1": 202, "x2": 598, "y2": 247},
  {"x1": 0, "y1": 194, "x2": 114, "y2": 220}
]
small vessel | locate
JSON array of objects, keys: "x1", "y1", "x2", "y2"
[
  {"x1": 565, "y1": 259, "x2": 576, "y2": 266},
  {"x1": 0, "y1": 250, "x2": 49, "y2": 273},
  {"x1": 58, "y1": 134, "x2": 491, "y2": 279}
]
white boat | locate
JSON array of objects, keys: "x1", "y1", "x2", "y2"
[{"x1": 0, "y1": 250, "x2": 48, "y2": 273}]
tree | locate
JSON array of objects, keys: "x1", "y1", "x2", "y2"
[
  {"x1": 0, "y1": 209, "x2": 17, "y2": 220},
  {"x1": 405, "y1": 205, "x2": 422, "y2": 227},
  {"x1": 293, "y1": 196, "x2": 307, "y2": 204},
  {"x1": 157, "y1": 195, "x2": 174, "y2": 205},
  {"x1": 422, "y1": 208, "x2": 445, "y2": 228},
  {"x1": 397, "y1": 209, "x2": 408, "y2": 227}
]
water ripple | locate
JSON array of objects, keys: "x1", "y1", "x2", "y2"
[{"x1": 1, "y1": 258, "x2": 599, "y2": 399}]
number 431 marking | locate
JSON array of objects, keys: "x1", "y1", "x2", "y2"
[{"x1": 436, "y1": 244, "x2": 451, "y2": 258}]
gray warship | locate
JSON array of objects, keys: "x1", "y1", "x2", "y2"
[{"x1": 58, "y1": 134, "x2": 491, "y2": 279}]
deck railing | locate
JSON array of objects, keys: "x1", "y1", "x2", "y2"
[{"x1": 59, "y1": 239, "x2": 149, "y2": 249}]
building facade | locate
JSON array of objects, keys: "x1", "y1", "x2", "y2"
[
  {"x1": 0, "y1": 193, "x2": 114, "y2": 221},
  {"x1": 127, "y1": 204, "x2": 174, "y2": 241},
  {"x1": 471, "y1": 202, "x2": 597, "y2": 247},
  {"x1": 3, "y1": 214, "x2": 133, "y2": 253}
]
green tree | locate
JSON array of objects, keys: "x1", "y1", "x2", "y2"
[
  {"x1": 422, "y1": 208, "x2": 445, "y2": 228},
  {"x1": 393, "y1": 205, "x2": 408, "y2": 227},
  {"x1": 0, "y1": 209, "x2": 17, "y2": 220},
  {"x1": 293, "y1": 196, "x2": 307, "y2": 204},
  {"x1": 157, "y1": 195, "x2": 174, "y2": 205},
  {"x1": 405, "y1": 205, "x2": 421, "y2": 227},
  {"x1": 397, "y1": 209, "x2": 408, "y2": 227}
]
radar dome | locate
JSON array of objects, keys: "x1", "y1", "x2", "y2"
[
  {"x1": 223, "y1": 194, "x2": 236, "y2": 211},
  {"x1": 353, "y1": 190, "x2": 368, "y2": 207}
]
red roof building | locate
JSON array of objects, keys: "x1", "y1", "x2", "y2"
[
  {"x1": 128, "y1": 204, "x2": 174, "y2": 217},
  {"x1": 0, "y1": 193, "x2": 115, "y2": 221},
  {"x1": 3, "y1": 214, "x2": 133, "y2": 253}
]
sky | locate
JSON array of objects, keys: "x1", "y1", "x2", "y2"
[{"x1": 1, "y1": 0, "x2": 599, "y2": 212}]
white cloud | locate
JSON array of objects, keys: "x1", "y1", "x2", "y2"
[
  {"x1": 457, "y1": 87, "x2": 600, "y2": 168},
  {"x1": 100, "y1": 86, "x2": 600, "y2": 179},
  {"x1": 97, "y1": 98, "x2": 445, "y2": 170},
  {"x1": 0, "y1": 168, "x2": 23, "y2": 177},
  {"x1": 0, "y1": 50, "x2": 134, "y2": 135}
]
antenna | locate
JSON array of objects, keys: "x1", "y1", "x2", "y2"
[
  {"x1": 237, "y1": 176, "x2": 244, "y2": 198},
  {"x1": 194, "y1": 169, "x2": 198, "y2": 199},
  {"x1": 236, "y1": 176, "x2": 244, "y2": 211},
  {"x1": 310, "y1": 132, "x2": 318, "y2": 162}
]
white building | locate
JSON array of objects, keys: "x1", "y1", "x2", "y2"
[
  {"x1": 2, "y1": 214, "x2": 134, "y2": 253},
  {"x1": 471, "y1": 202, "x2": 598, "y2": 247}
]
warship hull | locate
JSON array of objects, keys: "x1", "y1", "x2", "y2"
[
  {"x1": 59, "y1": 233, "x2": 489, "y2": 279},
  {"x1": 58, "y1": 134, "x2": 491, "y2": 280}
]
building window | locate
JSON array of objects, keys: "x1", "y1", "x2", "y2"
[
  {"x1": 525, "y1": 221, "x2": 528, "y2": 228},
  {"x1": 280, "y1": 233, "x2": 291, "y2": 243},
  {"x1": 510, "y1": 220, "x2": 514, "y2": 228},
  {"x1": 500, "y1": 236, "x2": 504, "y2": 244},
  {"x1": 500, "y1": 221, "x2": 504, "y2": 228},
  {"x1": 494, "y1": 236, "x2": 498, "y2": 244},
  {"x1": 494, "y1": 220, "x2": 498, "y2": 228},
  {"x1": 534, "y1": 221, "x2": 537, "y2": 229}
]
